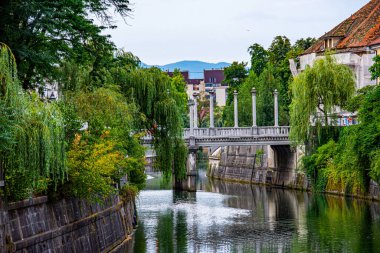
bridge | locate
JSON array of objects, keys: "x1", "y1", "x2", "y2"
[
  {"x1": 142, "y1": 126, "x2": 290, "y2": 146},
  {"x1": 144, "y1": 88, "x2": 295, "y2": 191},
  {"x1": 142, "y1": 88, "x2": 290, "y2": 147}
]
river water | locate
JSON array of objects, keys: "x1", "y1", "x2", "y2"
[{"x1": 132, "y1": 169, "x2": 380, "y2": 252}]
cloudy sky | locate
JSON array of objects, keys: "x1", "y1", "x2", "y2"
[{"x1": 106, "y1": 0, "x2": 369, "y2": 65}]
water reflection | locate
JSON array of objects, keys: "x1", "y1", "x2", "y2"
[{"x1": 133, "y1": 173, "x2": 380, "y2": 253}]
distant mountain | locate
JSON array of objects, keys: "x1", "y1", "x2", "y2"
[{"x1": 142, "y1": 60, "x2": 230, "y2": 79}]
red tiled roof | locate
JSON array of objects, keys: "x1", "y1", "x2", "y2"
[
  {"x1": 304, "y1": 0, "x2": 380, "y2": 54},
  {"x1": 369, "y1": 37, "x2": 380, "y2": 46}
]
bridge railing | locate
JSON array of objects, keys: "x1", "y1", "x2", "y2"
[
  {"x1": 141, "y1": 126, "x2": 290, "y2": 144},
  {"x1": 183, "y1": 126, "x2": 290, "y2": 138}
]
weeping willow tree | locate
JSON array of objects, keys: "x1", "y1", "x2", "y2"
[
  {"x1": 120, "y1": 67, "x2": 188, "y2": 179},
  {"x1": 0, "y1": 43, "x2": 66, "y2": 201},
  {"x1": 289, "y1": 54, "x2": 355, "y2": 147}
]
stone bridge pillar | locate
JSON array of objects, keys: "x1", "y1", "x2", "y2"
[
  {"x1": 267, "y1": 145, "x2": 299, "y2": 187},
  {"x1": 173, "y1": 146, "x2": 197, "y2": 192}
]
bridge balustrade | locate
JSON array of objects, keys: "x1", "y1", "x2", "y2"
[{"x1": 183, "y1": 126, "x2": 290, "y2": 138}]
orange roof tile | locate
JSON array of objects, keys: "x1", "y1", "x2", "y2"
[{"x1": 304, "y1": 0, "x2": 380, "y2": 54}]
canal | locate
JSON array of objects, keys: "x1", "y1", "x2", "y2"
[{"x1": 132, "y1": 165, "x2": 380, "y2": 252}]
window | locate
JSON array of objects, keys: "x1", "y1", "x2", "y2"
[{"x1": 209, "y1": 77, "x2": 216, "y2": 83}]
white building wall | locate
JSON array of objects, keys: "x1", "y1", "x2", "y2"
[{"x1": 299, "y1": 52, "x2": 376, "y2": 89}]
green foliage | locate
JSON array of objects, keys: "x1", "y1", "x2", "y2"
[
  {"x1": 61, "y1": 85, "x2": 146, "y2": 201},
  {"x1": 268, "y1": 36, "x2": 292, "y2": 88},
  {"x1": 0, "y1": 0, "x2": 131, "y2": 89},
  {"x1": 65, "y1": 131, "x2": 145, "y2": 202},
  {"x1": 293, "y1": 37, "x2": 317, "y2": 51},
  {"x1": 69, "y1": 87, "x2": 137, "y2": 133},
  {"x1": 223, "y1": 71, "x2": 257, "y2": 127},
  {"x1": 369, "y1": 55, "x2": 380, "y2": 81},
  {"x1": 302, "y1": 140, "x2": 336, "y2": 191},
  {"x1": 120, "y1": 184, "x2": 139, "y2": 202},
  {"x1": 223, "y1": 36, "x2": 314, "y2": 128},
  {"x1": 356, "y1": 85, "x2": 380, "y2": 185},
  {"x1": 302, "y1": 85, "x2": 380, "y2": 194},
  {"x1": 115, "y1": 67, "x2": 188, "y2": 179},
  {"x1": 223, "y1": 66, "x2": 286, "y2": 127},
  {"x1": 223, "y1": 61, "x2": 248, "y2": 104},
  {"x1": 248, "y1": 43, "x2": 268, "y2": 76},
  {"x1": 370, "y1": 150, "x2": 380, "y2": 183},
  {"x1": 344, "y1": 85, "x2": 376, "y2": 113},
  {"x1": 290, "y1": 54, "x2": 355, "y2": 145},
  {"x1": 0, "y1": 43, "x2": 66, "y2": 201},
  {"x1": 171, "y1": 69, "x2": 189, "y2": 128}
]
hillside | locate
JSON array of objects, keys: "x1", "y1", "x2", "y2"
[{"x1": 142, "y1": 60, "x2": 230, "y2": 79}]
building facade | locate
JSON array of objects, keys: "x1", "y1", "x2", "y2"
[{"x1": 292, "y1": 0, "x2": 380, "y2": 89}]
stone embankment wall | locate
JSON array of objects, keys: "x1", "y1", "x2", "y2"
[
  {"x1": 208, "y1": 146, "x2": 308, "y2": 189},
  {"x1": 0, "y1": 195, "x2": 136, "y2": 253},
  {"x1": 209, "y1": 146, "x2": 380, "y2": 201}
]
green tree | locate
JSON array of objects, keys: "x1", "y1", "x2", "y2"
[
  {"x1": 223, "y1": 71, "x2": 258, "y2": 127},
  {"x1": 0, "y1": 0, "x2": 131, "y2": 89},
  {"x1": 171, "y1": 69, "x2": 189, "y2": 127},
  {"x1": 268, "y1": 36, "x2": 292, "y2": 65},
  {"x1": 293, "y1": 37, "x2": 317, "y2": 51},
  {"x1": 248, "y1": 43, "x2": 268, "y2": 77},
  {"x1": 256, "y1": 66, "x2": 285, "y2": 126},
  {"x1": 62, "y1": 86, "x2": 146, "y2": 201},
  {"x1": 289, "y1": 55, "x2": 356, "y2": 145},
  {"x1": 223, "y1": 61, "x2": 248, "y2": 104},
  {"x1": 369, "y1": 55, "x2": 380, "y2": 81},
  {"x1": 116, "y1": 67, "x2": 188, "y2": 179},
  {"x1": 302, "y1": 85, "x2": 380, "y2": 194},
  {"x1": 0, "y1": 44, "x2": 66, "y2": 201}
]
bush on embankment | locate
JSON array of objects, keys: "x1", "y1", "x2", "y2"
[
  {"x1": 0, "y1": 44, "x2": 146, "y2": 203},
  {"x1": 303, "y1": 85, "x2": 380, "y2": 195}
]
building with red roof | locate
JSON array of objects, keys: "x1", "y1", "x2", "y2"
[{"x1": 293, "y1": 0, "x2": 380, "y2": 88}]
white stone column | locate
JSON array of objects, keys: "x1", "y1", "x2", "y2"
[
  {"x1": 251, "y1": 87, "x2": 257, "y2": 127},
  {"x1": 193, "y1": 92, "x2": 199, "y2": 128},
  {"x1": 188, "y1": 99, "x2": 194, "y2": 136},
  {"x1": 209, "y1": 89, "x2": 215, "y2": 128},
  {"x1": 274, "y1": 89, "x2": 279, "y2": 127},
  {"x1": 234, "y1": 90, "x2": 238, "y2": 128}
]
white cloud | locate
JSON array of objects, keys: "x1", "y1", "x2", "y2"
[{"x1": 105, "y1": 0, "x2": 369, "y2": 65}]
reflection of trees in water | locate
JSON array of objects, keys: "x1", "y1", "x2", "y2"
[
  {"x1": 133, "y1": 221, "x2": 147, "y2": 253},
  {"x1": 156, "y1": 212, "x2": 174, "y2": 253},
  {"x1": 175, "y1": 211, "x2": 187, "y2": 253},
  {"x1": 206, "y1": 179, "x2": 311, "y2": 252},
  {"x1": 297, "y1": 195, "x2": 380, "y2": 253},
  {"x1": 135, "y1": 178, "x2": 380, "y2": 253}
]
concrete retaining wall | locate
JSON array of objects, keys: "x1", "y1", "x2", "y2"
[
  {"x1": 208, "y1": 146, "x2": 308, "y2": 189},
  {"x1": 209, "y1": 146, "x2": 380, "y2": 200},
  {"x1": 0, "y1": 196, "x2": 136, "y2": 253}
]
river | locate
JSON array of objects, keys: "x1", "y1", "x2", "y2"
[{"x1": 132, "y1": 168, "x2": 380, "y2": 252}]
